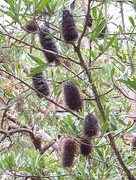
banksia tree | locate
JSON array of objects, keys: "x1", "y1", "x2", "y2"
[
  {"x1": 31, "y1": 72, "x2": 50, "y2": 98},
  {"x1": 83, "y1": 113, "x2": 100, "y2": 138},
  {"x1": 79, "y1": 137, "x2": 93, "y2": 157},
  {"x1": 60, "y1": 137, "x2": 77, "y2": 167},
  {"x1": 61, "y1": 8, "x2": 78, "y2": 42},
  {"x1": 131, "y1": 136, "x2": 136, "y2": 150},
  {"x1": 39, "y1": 26, "x2": 60, "y2": 64},
  {"x1": 24, "y1": 20, "x2": 38, "y2": 32},
  {"x1": 62, "y1": 80, "x2": 84, "y2": 111}
]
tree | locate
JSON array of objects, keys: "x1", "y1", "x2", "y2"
[{"x1": 0, "y1": 0, "x2": 136, "y2": 179}]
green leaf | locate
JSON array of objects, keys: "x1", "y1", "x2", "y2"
[
  {"x1": 28, "y1": 65, "x2": 47, "y2": 77},
  {"x1": 0, "y1": 103, "x2": 16, "y2": 111},
  {"x1": 105, "y1": 106, "x2": 109, "y2": 122},
  {"x1": 111, "y1": 67, "x2": 115, "y2": 79},
  {"x1": 127, "y1": 153, "x2": 135, "y2": 165},
  {"x1": 52, "y1": 79, "x2": 57, "y2": 95},
  {"x1": 18, "y1": 167, "x2": 32, "y2": 174},
  {"x1": 92, "y1": 7, "x2": 97, "y2": 19},
  {"x1": 118, "y1": 119, "x2": 126, "y2": 126},
  {"x1": 28, "y1": 53, "x2": 46, "y2": 65},
  {"x1": 103, "y1": 122, "x2": 109, "y2": 133},
  {"x1": 36, "y1": 0, "x2": 48, "y2": 14},
  {"x1": 117, "y1": 78, "x2": 136, "y2": 91},
  {"x1": 104, "y1": 33, "x2": 119, "y2": 51},
  {"x1": 93, "y1": 19, "x2": 106, "y2": 38},
  {"x1": 96, "y1": 148, "x2": 103, "y2": 158},
  {"x1": 103, "y1": 29, "x2": 108, "y2": 49},
  {"x1": 4, "y1": 91, "x2": 16, "y2": 98},
  {"x1": 119, "y1": 25, "x2": 123, "y2": 33},
  {"x1": 45, "y1": 31, "x2": 57, "y2": 39},
  {"x1": 129, "y1": 16, "x2": 135, "y2": 26}
]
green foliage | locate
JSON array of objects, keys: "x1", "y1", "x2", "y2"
[{"x1": 0, "y1": 0, "x2": 136, "y2": 179}]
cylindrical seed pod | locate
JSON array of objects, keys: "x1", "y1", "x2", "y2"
[
  {"x1": 83, "y1": 113, "x2": 100, "y2": 138},
  {"x1": 61, "y1": 8, "x2": 78, "y2": 42},
  {"x1": 131, "y1": 136, "x2": 136, "y2": 150},
  {"x1": 79, "y1": 137, "x2": 93, "y2": 157},
  {"x1": 86, "y1": 13, "x2": 93, "y2": 28},
  {"x1": 39, "y1": 26, "x2": 60, "y2": 65},
  {"x1": 60, "y1": 137, "x2": 77, "y2": 167},
  {"x1": 62, "y1": 80, "x2": 84, "y2": 111},
  {"x1": 31, "y1": 72, "x2": 50, "y2": 98},
  {"x1": 24, "y1": 20, "x2": 38, "y2": 32}
]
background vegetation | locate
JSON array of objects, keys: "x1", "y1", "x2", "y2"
[{"x1": 0, "y1": 0, "x2": 136, "y2": 179}]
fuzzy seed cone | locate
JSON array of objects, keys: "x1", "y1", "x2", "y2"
[
  {"x1": 99, "y1": 25, "x2": 107, "y2": 39},
  {"x1": 80, "y1": 137, "x2": 93, "y2": 157},
  {"x1": 63, "y1": 80, "x2": 84, "y2": 111},
  {"x1": 62, "y1": 8, "x2": 78, "y2": 42},
  {"x1": 32, "y1": 72, "x2": 50, "y2": 98},
  {"x1": 131, "y1": 136, "x2": 136, "y2": 150},
  {"x1": 24, "y1": 20, "x2": 38, "y2": 32},
  {"x1": 86, "y1": 14, "x2": 92, "y2": 28},
  {"x1": 83, "y1": 113, "x2": 100, "y2": 138},
  {"x1": 60, "y1": 137, "x2": 77, "y2": 167},
  {"x1": 39, "y1": 26, "x2": 60, "y2": 64}
]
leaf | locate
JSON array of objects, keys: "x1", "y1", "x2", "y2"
[
  {"x1": 105, "y1": 106, "x2": 109, "y2": 122},
  {"x1": 119, "y1": 25, "x2": 123, "y2": 33},
  {"x1": 117, "y1": 78, "x2": 136, "y2": 91},
  {"x1": 52, "y1": 79, "x2": 57, "y2": 95},
  {"x1": 27, "y1": 65, "x2": 47, "y2": 77},
  {"x1": 103, "y1": 122, "x2": 109, "y2": 133},
  {"x1": 36, "y1": 0, "x2": 48, "y2": 14},
  {"x1": 103, "y1": 29, "x2": 108, "y2": 49},
  {"x1": 45, "y1": 31, "x2": 57, "y2": 39},
  {"x1": 92, "y1": 7, "x2": 97, "y2": 19},
  {"x1": 127, "y1": 153, "x2": 135, "y2": 165},
  {"x1": 28, "y1": 53, "x2": 46, "y2": 65},
  {"x1": 104, "y1": 33, "x2": 119, "y2": 51},
  {"x1": 93, "y1": 19, "x2": 106, "y2": 38},
  {"x1": 0, "y1": 103, "x2": 16, "y2": 111},
  {"x1": 118, "y1": 119, "x2": 126, "y2": 126},
  {"x1": 96, "y1": 148, "x2": 103, "y2": 158},
  {"x1": 129, "y1": 16, "x2": 135, "y2": 27},
  {"x1": 111, "y1": 67, "x2": 115, "y2": 79},
  {"x1": 4, "y1": 91, "x2": 16, "y2": 98},
  {"x1": 18, "y1": 167, "x2": 32, "y2": 174}
]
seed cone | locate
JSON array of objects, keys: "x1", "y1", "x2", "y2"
[
  {"x1": 62, "y1": 8, "x2": 78, "y2": 42},
  {"x1": 86, "y1": 14, "x2": 92, "y2": 28},
  {"x1": 32, "y1": 72, "x2": 50, "y2": 98},
  {"x1": 131, "y1": 136, "x2": 136, "y2": 150},
  {"x1": 62, "y1": 80, "x2": 84, "y2": 111},
  {"x1": 39, "y1": 26, "x2": 60, "y2": 64},
  {"x1": 60, "y1": 137, "x2": 77, "y2": 167},
  {"x1": 24, "y1": 20, "x2": 38, "y2": 32},
  {"x1": 83, "y1": 113, "x2": 100, "y2": 138},
  {"x1": 99, "y1": 25, "x2": 107, "y2": 38},
  {"x1": 80, "y1": 137, "x2": 93, "y2": 157}
]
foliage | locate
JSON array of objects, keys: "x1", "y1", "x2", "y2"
[{"x1": 0, "y1": 0, "x2": 136, "y2": 179}]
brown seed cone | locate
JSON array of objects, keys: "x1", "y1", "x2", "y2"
[
  {"x1": 60, "y1": 137, "x2": 77, "y2": 167},
  {"x1": 83, "y1": 113, "x2": 100, "y2": 138},
  {"x1": 31, "y1": 72, "x2": 50, "y2": 98},
  {"x1": 24, "y1": 20, "x2": 38, "y2": 32},
  {"x1": 39, "y1": 26, "x2": 60, "y2": 64},
  {"x1": 80, "y1": 137, "x2": 93, "y2": 157},
  {"x1": 131, "y1": 136, "x2": 136, "y2": 150},
  {"x1": 62, "y1": 8, "x2": 78, "y2": 42},
  {"x1": 62, "y1": 80, "x2": 84, "y2": 111},
  {"x1": 99, "y1": 25, "x2": 107, "y2": 39}
]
